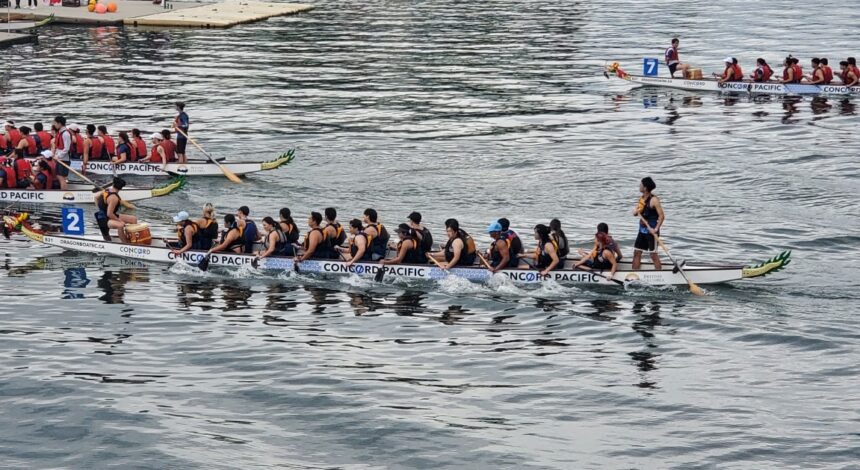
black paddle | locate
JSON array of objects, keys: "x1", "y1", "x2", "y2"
[
  {"x1": 573, "y1": 265, "x2": 624, "y2": 286},
  {"x1": 374, "y1": 262, "x2": 386, "y2": 282},
  {"x1": 197, "y1": 254, "x2": 211, "y2": 271}
]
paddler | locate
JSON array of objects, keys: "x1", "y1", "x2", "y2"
[
  {"x1": 173, "y1": 102, "x2": 189, "y2": 164},
  {"x1": 497, "y1": 218, "x2": 524, "y2": 258},
  {"x1": 278, "y1": 207, "x2": 301, "y2": 256},
  {"x1": 549, "y1": 219, "x2": 570, "y2": 259},
  {"x1": 716, "y1": 57, "x2": 743, "y2": 84},
  {"x1": 131, "y1": 129, "x2": 147, "y2": 161},
  {"x1": 296, "y1": 211, "x2": 327, "y2": 262},
  {"x1": 32, "y1": 122, "x2": 52, "y2": 153},
  {"x1": 807, "y1": 58, "x2": 826, "y2": 84},
  {"x1": 0, "y1": 157, "x2": 16, "y2": 189},
  {"x1": 52, "y1": 116, "x2": 72, "y2": 190},
  {"x1": 517, "y1": 224, "x2": 561, "y2": 276},
  {"x1": 323, "y1": 207, "x2": 347, "y2": 258},
  {"x1": 113, "y1": 131, "x2": 133, "y2": 165},
  {"x1": 820, "y1": 58, "x2": 834, "y2": 84},
  {"x1": 429, "y1": 218, "x2": 477, "y2": 269},
  {"x1": 139, "y1": 132, "x2": 167, "y2": 170},
  {"x1": 255, "y1": 216, "x2": 288, "y2": 261},
  {"x1": 574, "y1": 227, "x2": 620, "y2": 279},
  {"x1": 779, "y1": 56, "x2": 800, "y2": 84},
  {"x1": 97, "y1": 125, "x2": 116, "y2": 160},
  {"x1": 664, "y1": 38, "x2": 689, "y2": 79},
  {"x1": 363, "y1": 208, "x2": 390, "y2": 260},
  {"x1": 4, "y1": 121, "x2": 22, "y2": 153},
  {"x1": 194, "y1": 203, "x2": 219, "y2": 250},
  {"x1": 341, "y1": 219, "x2": 371, "y2": 267},
  {"x1": 170, "y1": 211, "x2": 200, "y2": 255},
  {"x1": 840, "y1": 60, "x2": 859, "y2": 87},
  {"x1": 236, "y1": 206, "x2": 259, "y2": 254},
  {"x1": 632, "y1": 176, "x2": 664, "y2": 270},
  {"x1": 31, "y1": 159, "x2": 54, "y2": 190},
  {"x1": 68, "y1": 124, "x2": 84, "y2": 162},
  {"x1": 206, "y1": 214, "x2": 244, "y2": 254},
  {"x1": 95, "y1": 177, "x2": 137, "y2": 242},
  {"x1": 485, "y1": 221, "x2": 516, "y2": 273},
  {"x1": 82, "y1": 124, "x2": 103, "y2": 173},
  {"x1": 15, "y1": 126, "x2": 37, "y2": 158},
  {"x1": 750, "y1": 58, "x2": 773, "y2": 82},
  {"x1": 10, "y1": 148, "x2": 32, "y2": 188},
  {"x1": 791, "y1": 57, "x2": 804, "y2": 82},
  {"x1": 380, "y1": 223, "x2": 426, "y2": 266},
  {"x1": 160, "y1": 130, "x2": 177, "y2": 163},
  {"x1": 407, "y1": 212, "x2": 434, "y2": 253}
]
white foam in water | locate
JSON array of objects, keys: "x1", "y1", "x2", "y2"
[
  {"x1": 437, "y1": 273, "x2": 487, "y2": 294},
  {"x1": 168, "y1": 260, "x2": 211, "y2": 278},
  {"x1": 339, "y1": 273, "x2": 374, "y2": 288},
  {"x1": 230, "y1": 264, "x2": 260, "y2": 279}
]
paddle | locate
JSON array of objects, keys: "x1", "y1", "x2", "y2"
[
  {"x1": 174, "y1": 128, "x2": 241, "y2": 184},
  {"x1": 639, "y1": 216, "x2": 704, "y2": 296},
  {"x1": 197, "y1": 254, "x2": 211, "y2": 271},
  {"x1": 374, "y1": 262, "x2": 387, "y2": 282},
  {"x1": 139, "y1": 161, "x2": 179, "y2": 177},
  {"x1": 573, "y1": 265, "x2": 624, "y2": 286},
  {"x1": 426, "y1": 253, "x2": 448, "y2": 272},
  {"x1": 476, "y1": 251, "x2": 495, "y2": 271},
  {"x1": 54, "y1": 159, "x2": 137, "y2": 210}
]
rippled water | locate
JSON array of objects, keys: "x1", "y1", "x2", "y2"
[{"x1": 1, "y1": 1, "x2": 859, "y2": 468}]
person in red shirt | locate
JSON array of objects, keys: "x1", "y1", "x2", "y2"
[
  {"x1": 97, "y1": 125, "x2": 116, "y2": 159},
  {"x1": 807, "y1": 58, "x2": 826, "y2": 84},
  {"x1": 779, "y1": 56, "x2": 800, "y2": 84},
  {"x1": 839, "y1": 60, "x2": 859, "y2": 87},
  {"x1": 32, "y1": 122, "x2": 53, "y2": 153},
  {"x1": 750, "y1": 58, "x2": 773, "y2": 82},
  {"x1": 131, "y1": 128, "x2": 147, "y2": 161},
  {"x1": 4, "y1": 121, "x2": 22, "y2": 152},
  {"x1": 716, "y1": 57, "x2": 742, "y2": 84},
  {"x1": 664, "y1": 38, "x2": 689, "y2": 78}
]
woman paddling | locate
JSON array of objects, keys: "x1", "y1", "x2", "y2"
[
  {"x1": 206, "y1": 214, "x2": 243, "y2": 254},
  {"x1": 255, "y1": 216, "x2": 288, "y2": 260},
  {"x1": 171, "y1": 211, "x2": 200, "y2": 255},
  {"x1": 194, "y1": 203, "x2": 219, "y2": 250},
  {"x1": 278, "y1": 207, "x2": 301, "y2": 256},
  {"x1": 429, "y1": 218, "x2": 477, "y2": 269},
  {"x1": 518, "y1": 224, "x2": 561, "y2": 276},
  {"x1": 380, "y1": 224, "x2": 426, "y2": 266},
  {"x1": 342, "y1": 219, "x2": 372, "y2": 267},
  {"x1": 112, "y1": 131, "x2": 132, "y2": 165}
]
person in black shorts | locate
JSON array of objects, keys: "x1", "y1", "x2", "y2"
[
  {"x1": 173, "y1": 101, "x2": 189, "y2": 164},
  {"x1": 632, "y1": 176, "x2": 664, "y2": 270}
]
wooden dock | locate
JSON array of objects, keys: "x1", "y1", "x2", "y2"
[{"x1": 126, "y1": 1, "x2": 313, "y2": 28}]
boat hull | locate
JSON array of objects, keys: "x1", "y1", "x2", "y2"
[
  {"x1": 51, "y1": 150, "x2": 295, "y2": 177},
  {"x1": 0, "y1": 179, "x2": 184, "y2": 205},
  {"x1": 11, "y1": 228, "x2": 790, "y2": 287}
]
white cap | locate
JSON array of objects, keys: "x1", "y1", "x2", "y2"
[
  {"x1": 4, "y1": 121, "x2": 13, "y2": 127},
  {"x1": 68, "y1": 124, "x2": 80, "y2": 131},
  {"x1": 173, "y1": 211, "x2": 190, "y2": 223},
  {"x1": 724, "y1": 56, "x2": 733, "y2": 63},
  {"x1": 151, "y1": 132, "x2": 163, "y2": 140},
  {"x1": 41, "y1": 150, "x2": 53, "y2": 158}
]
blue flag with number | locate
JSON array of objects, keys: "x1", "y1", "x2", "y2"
[{"x1": 62, "y1": 207, "x2": 85, "y2": 236}]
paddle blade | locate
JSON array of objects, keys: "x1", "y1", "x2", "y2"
[
  {"x1": 688, "y1": 281, "x2": 705, "y2": 296},
  {"x1": 197, "y1": 254, "x2": 211, "y2": 271},
  {"x1": 251, "y1": 258, "x2": 259, "y2": 269},
  {"x1": 374, "y1": 265, "x2": 386, "y2": 282},
  {"x1": 293, "y1": 260, "x2": 300, "y2": 273},
  {"x1": 222, "y1": 167, "x2": 242, "y2": 184}
]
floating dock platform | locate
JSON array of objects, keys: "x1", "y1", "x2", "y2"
[
  {"x1": 0, "y1": 31, "x2": 36, "y2": 48},
  {"x1": 126, "y1": 1, "x2": 313, "y2": 28}
]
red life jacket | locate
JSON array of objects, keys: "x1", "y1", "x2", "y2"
[
  {"x1": 792, "y1": 64, "x2": 803, "y2": 83},
  {"x1": 133, "y1": 137, "x2": 146, "y2": 161},
  {"x1": 665, "y1": 46, "x2": 679, "y2": 64},
  {"x1": 53, "y1": 128, "x2": 68, "y2": 150},
  {"x1": 102, "y1": 135, "x2": 116, "y2": 157},
  {"x1": 8, "y1": 128, "x2": 21, "y2": 147},
  {"x1": 732, "y1": 64, "x2": 743, "y2": 81},
  {"x1": 723, "y1": 65, "x2": 742, "y2": 82},
  {"x1": 36, "y1": 131, "x2": 52, "y2": 151},
  {"x1": 45, "y1": 158, "x2": 57, "y2": 175},
  {"x1": 822, "y1": 66, "x2": 833, "y2": 84},
  {"x1": 34, "y1": 168, "x2": 54, "y2": 190},
  {"x1": 73, "y1": 134, "x2": 84, "y2": 156},
  {"x1": 88, "y1": 136, "x2": 103, "y2": 160},
  {"x1": 2, "y1": 166, "x2": 15, "y2": 188},
  {"x1": 13, "y1": 157, "x2": 31, "y2": 181},
  {"x1": 23, "y1": 135, "x2": 37, "y2": 156},
  {"x1": 762, "y1": 64, "x2": 773, "y2": 81},
  {"x1": 149, "y1": 144, "x2": 163, "y2": 163},
  {"x1": 851, "y1": 66, "x2": 860, "y2": 84},
  {"x1": 160, "y1": 140, "x2": 176, "y2": 162},
  {"x1": 0, "y1": 134, "x2": 6, "y2": 151}
]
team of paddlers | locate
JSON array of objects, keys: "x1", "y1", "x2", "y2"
[
  {"x1": 96, "y1": 175, "x2": 667, "y2": 278},
  {"x1": 663, "y1": 38, "x2": 860, "y2": 85},
  {"x1": 0, "y1": 103, "x2": 191, "y2": 191}
]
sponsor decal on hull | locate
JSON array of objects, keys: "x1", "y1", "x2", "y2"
[{"x1": 0, "y1": 190, "x2": 47, "y2": 201}]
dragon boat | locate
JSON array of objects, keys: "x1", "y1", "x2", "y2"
[
  {"x1": 55, "y1": 150, "x2": 295, "y2": 177},
  {"x1": 4, "y1": 215, "x2": 791, "y2": 288},
  {"x1": 0, "y1": 177, "x2": 185, "y2": 204},
  {"x1": 604, "y1": 62, "x2": 860, "y2": 96}
]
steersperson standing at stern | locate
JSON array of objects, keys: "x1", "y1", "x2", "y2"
[{"x1": 173, "y1": 102, "x2": 189, "y2": 164}]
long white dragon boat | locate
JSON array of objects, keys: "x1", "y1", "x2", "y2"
[
  {"x1": 0, "y1": 178, "x2": 184, "y2": 204},
  {"x1": 5, "y1": 215, "x2": 791, "y2": 288},
  {"x1": 28, "y1": 150, "x2": 295, "y2": 177},
  {"x1": 605, "y1": 62, "x2": 860, "y2": 96}
]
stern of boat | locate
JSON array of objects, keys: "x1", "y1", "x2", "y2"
[
  {"x1": 604, "y1": 61, "x2": 629, "y2": 80},
  {"x1": 741, "y1": 251, "x2": 792, "y2": 279},
  {"x1": 3, "y1": 213, "x2": 45, "y2": 243}
]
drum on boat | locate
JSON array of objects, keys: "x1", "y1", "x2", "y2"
[
  {"x1": 687, "y1": 68, "x2": 703, "y2": 79},
  {"x1": 124, "y1": 223, "x2": 151, "y2": 245}
]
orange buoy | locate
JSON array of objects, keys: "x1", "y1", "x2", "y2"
[
  {"x1": 94, "y1": 2, "x2": 107, "y2": 13},
  {"x1": 106, "y1": 2, "x2": 117, "y2": 12},
  {"x1": 87, "y1": 0, "x2": 95, "y2": 11}
]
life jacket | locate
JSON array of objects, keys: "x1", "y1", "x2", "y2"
[
  {"x1": 96, "y1": 190, "x2": 122, "y2": 218},
  {"x1": 33, "y1": 168, "x2": 54, "y2": 190},
  {"x1": 368, "y1": 223, "x2": 389, "y2": 257},
  {"x1": 53, "y1": 128, "x2": 69, "y2": 151},
  {"x1": 222, "y1": 224, "x2": 244, "y2": 252},
  {"x1": 133, "y1": 137, "x2": 146, "y2": 161},
  {"x1": 7, "y1": 128, "x2": 21, "y2": 148},
  {"x1": 149, "y1": 143, "x2": 162, "y2": 163},
  {"x1": 398, "y1": 236, "x2": 425, "y2": 264},
  {"x1": 761, "y1": 64, "x2": 773, "y2": 81},
  {"x1": 723, "y1": 65, "x2": 742, "y2": 82},
  {"x1": 1, "y1": 166, "x2": 15, "y2": 189},
  {"x1": 0, "y1": 134, "x2": 6, "y2": 152},
  {"x1": 23, "y1": 135, "x2": 37, "y2": 157},
  {"x1": 783, "y1": 66, "x2": 795, "y2": 83},
  {"x1": 536, "y1": 239, "x2": 560, "y2": 270},
  {"x1": 325, "y1": 222, "x2": 347, "y2": 248},
  {"x1": 417, "y1": 227, "x2": 433, "y2": 252},
  {"x1": 281, "y1": 221, "x2": 300, "y2": 244},
  {"x1": 349, "y1": 232, "x2": 373, "y2": 261},
  {"x1": 302, "y1": 227, "x2": 328, "y2": 258},
  {"x1": 552, "y1": 231, "x2": 569, "y2": 258},
  {"x1": 502, "y1": 230, "x2": 523, "y2": 254},
  {"x1": 45, "y1": 159, "x2": 59, "y2": 187},
  {"x1": 13, "y1": 157, "x2": 31, "y2": 182},
  {"x1": 197, "y1": 217, "x2": 218, "y2": 250},
  {"x1": 850, "y1": 65, "x2": 860, "y2": 84},
  {"x1": 35, "y1": 131, "x2": 52, "y2": 151},
  {"x1": 177, "y1": 220, "x2": 199, "y2": 248},
  {"x1": 160, "y1": 140, "x2": 176, "y2": 162},
  {"x1": 490, "y1": 238, "x2": 517, "y2": 269},
  {"x1": 664, "y1": 46, "x2": 679, "y2": 64},
  {"x1": 264, "y1": 227, "x2": 288, "y2": 255},
  {"x1": 242, "y1": 220, "x2": 258, "y2": 254},
  {"x1": 822, "y1": 66, "x2": 833, "y2": 84},
  {"x1": 115, "y1": 142, "x2": 131, "y2": 161},
  {"x1": 100, "y1": 135, "x2": 116, "y2": 159},
  {"x1": 792, "y1": 64, "x2": 803, "y2": 83},
  {"x1": 639, "y1": 195, "x2": 660, "y2": 232},
  {"x1": 443, "y1": 229, "x2": 476, "y2": 267},
  {"x1": 88, "y1": 136, "x2": 104, "y2": 161},
  {"x1": 70, "y1": 134, "x2": 84, "y2": 159}
]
